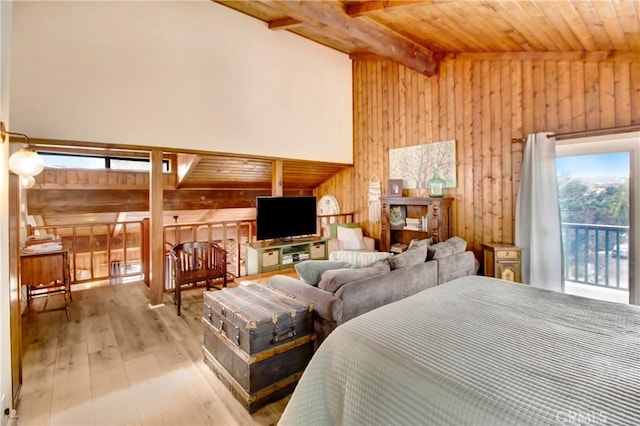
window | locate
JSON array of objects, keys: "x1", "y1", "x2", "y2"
[
  {"x1": 40, "y1": 153, "x2": 170, "y2": 172},
  {"x1": 556, "y1": 131, "x2": 639, "y2": 305}
]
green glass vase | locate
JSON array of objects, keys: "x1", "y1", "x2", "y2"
[{"x1": 427, "y1": 169, "x2": 446, "y2": 198}]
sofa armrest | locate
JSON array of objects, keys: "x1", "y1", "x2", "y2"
[
  {"x1": 266, "y1": 274, "x2": 343, "y2": 322},
  {"x1": 435, "y1": 251, "x2": 478, "y2": 284}
]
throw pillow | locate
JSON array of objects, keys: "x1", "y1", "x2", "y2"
[
  {"x1": 329, "y1": 222, "x2": 362, "y2": 239},
  {"x1": 329, "y1": 250, "x2": 393, "y2": 268},
  {"x1": 408, "y1": 237, "x2": 433, "y2": 250},
  {"x1": 318, "y1": 260, "x2": 390, "y2": 293},
  {"x1": 337, "y1": 226, "x2": 366, "y2": 251},
  {"x1": 388, "y1": 245, "x2": 429, "y2": 270},
  {"x1": 295, "y1": 260, "x2": 353, "y2": 286},
  {"x1": 428, "y1": 236, "x2": 468, "y2": 260}
]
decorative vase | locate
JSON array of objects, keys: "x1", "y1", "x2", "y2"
[{"x1": 427, "y1": 169, "x2": 446, "y2": 198}]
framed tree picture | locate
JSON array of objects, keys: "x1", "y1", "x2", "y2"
[{"x1": 389, "y1": 140, "x2": 457, "y2": 189}]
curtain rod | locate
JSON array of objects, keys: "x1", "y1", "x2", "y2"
[
  {"x1": 512, "y1": 125, "x2": 640, "y2": 143},
  {"x1": 547, "y1": 124, "x2": 640, "y2": 140}
]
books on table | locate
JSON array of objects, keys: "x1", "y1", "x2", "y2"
[{"x1": 22, "y1": 234, "x2": 63, "y2": 254}]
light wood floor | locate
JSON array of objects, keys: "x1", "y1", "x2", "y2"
[{"x1": 14, "y1": 280, "x2": 289, "y2": 426}]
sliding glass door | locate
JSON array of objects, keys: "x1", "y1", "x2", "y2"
[{"x1": 556, "y1": 132, "x2": 638, "y2": 305}]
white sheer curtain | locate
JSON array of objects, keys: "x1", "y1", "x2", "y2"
[{"x1": 515, "y1": 132, "x2": 563, "y2": 291}]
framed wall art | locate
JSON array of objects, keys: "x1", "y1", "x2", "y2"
[
  {"x1": 387, "y1": 179, "x2": 403, "y2": 197},
  {"x1": 389, "y1": 140, "x2": 457, "y2": 190}
]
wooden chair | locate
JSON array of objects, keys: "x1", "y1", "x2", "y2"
[{"x1": 170, "y1": 241, "x2": 228, "y2": 316}]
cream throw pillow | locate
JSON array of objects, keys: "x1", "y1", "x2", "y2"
[{"x1": 337, "y1": 226, "x2": 366, "y2": 250}]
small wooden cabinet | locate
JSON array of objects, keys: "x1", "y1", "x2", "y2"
[
  {"x1": 244, "y1": 238, "x2": 328, "y2": 275},
  {"x1": 482, "y1": 243, "x2": 522, "y2": 283},
  {"x1": 20, "y1": 249, "x2": 72, "y2": 318},
  {"x1": 380, "y1": 197, "x2": 451, "y2": 253}
]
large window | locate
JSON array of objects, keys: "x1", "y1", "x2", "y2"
[
  {"x1": 556, "y1": 132, "x2": 638, "y2": 305},
  {"x1": 40, "y1": 153, "x2": 170, "y2": 172}
]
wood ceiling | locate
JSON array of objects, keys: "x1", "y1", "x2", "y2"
[{"x1": 218, "y1": 0, "x2": 640, "y2": 75}]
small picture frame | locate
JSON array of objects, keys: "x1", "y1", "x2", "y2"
[{"x1": 387, "y1": 179, "x2": 403, "y2": 197}]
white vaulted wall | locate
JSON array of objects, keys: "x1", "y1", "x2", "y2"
[{"x1": 9, "y1": 1, "x2": 352, "y2": 163}]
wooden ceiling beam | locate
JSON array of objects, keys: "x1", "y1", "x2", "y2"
[
  {"x1": 268, "y1": 17, "x2": 303, "y2": 30},
  {"x1": 251, "y1": 0, "x2": 437, "y2": 76},
  {"x1": 345, "y1": 1, "x2": 429, "y2": 18},
  {"x1": 26, "y1": 189, "x2": 311, "y2": 215}
]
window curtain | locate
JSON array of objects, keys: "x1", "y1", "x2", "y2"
[{"x1": 515, "y1": 132, "x2": 563, "y2": 291}]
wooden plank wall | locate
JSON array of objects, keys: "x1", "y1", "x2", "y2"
[{"x1": 319, "y1": 53, "x2": 640, "y2": 257}]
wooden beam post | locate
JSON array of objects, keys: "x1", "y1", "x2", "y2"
[
  {"x1": 272, "y1": 159, "x2": 283, "y2": 196},
  {"x1": 148, "y1": 149, "x2": 164, "y2": 307}
]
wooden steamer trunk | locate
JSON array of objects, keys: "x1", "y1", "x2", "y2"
[{"x1": 202, "y1": 284, "x2": 314, "y2": 412}]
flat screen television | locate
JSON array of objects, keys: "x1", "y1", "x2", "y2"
[{"x1": 256, "y1": 196, "x2": 317, "y2": 241}]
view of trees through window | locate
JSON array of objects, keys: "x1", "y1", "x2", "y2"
[
  {"x1": 557, "y1": 174, "x2": 629, "y2": 226},
  {"x1": 556, "y1": 152, "x2": 629, "y2": 291}
]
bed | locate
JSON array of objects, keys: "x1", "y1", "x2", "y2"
[{"x1": 279, "y1": 275, "x2": 640, "y2": 425}]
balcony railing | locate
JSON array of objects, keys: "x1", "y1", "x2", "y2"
[{"x1": 561, "y1": 222, "x2": 629, "y2": 289}]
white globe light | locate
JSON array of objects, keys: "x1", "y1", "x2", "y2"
[
  {"x1": 8, "y1": 149, "x2": 45, "y2": 177},
  {"x1": 20, "y1": 175, "x2": 35, "y2": 188}
]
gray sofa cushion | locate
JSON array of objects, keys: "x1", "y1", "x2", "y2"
[
  {"x1": 295, "y1": 260, "x2": 352, "y2": 285},
  {"x1": 329, "y1": 250, "x2": 393, "y2": 268},
  {"x1": 429, "y1": 236, "x2": 467, "y2": 260},
  {"x1": 318, "y1": 260, "x2": 390, "y2": 293},
  {"x1": 436, "y1": 251, "x2": 478, "y2": 284},
  {"x1": 409, "y1": 237, "x2": 433, "y2": 249},
  {"x1": 336, "y1": 260, "x2": 438, "y2": 322},
  {"x1": 388, "y1": 245, "x2": 429, "y2": 270}
]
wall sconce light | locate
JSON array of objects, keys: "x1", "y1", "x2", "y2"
[
  {"x1": 1, "y1": 121, "x2": 45, "y2": 182},
  {"x1": 20, "y1": 175, "x2": 36, "y2": 189}
]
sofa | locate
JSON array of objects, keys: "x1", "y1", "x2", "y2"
[{"x1": 267, "y1": 237, "x2": 478, "y2": 348}]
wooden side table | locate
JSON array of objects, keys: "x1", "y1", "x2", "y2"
[
  {"x1": 482, "y1": 243, "x2": 522, "y2": 283},
  {"x1": 20, "y1": 249, "x2": 72, "y2": 319}
]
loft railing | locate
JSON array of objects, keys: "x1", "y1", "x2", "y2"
[
  {"x1": 317, "y1": 213, "x2": 355, "y2": 237},
  {"x1": 561, "y1": 222, "x2": 629, "y2": 289},
  {"x1": 27, "y1": 221, "x2": 146, "y2": 285},
  {"x1": 26, "y1": 213, "x2": 354, "y2": 290}
]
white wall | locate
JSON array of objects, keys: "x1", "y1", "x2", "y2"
[
  {"x1": 0, "y1": 1, "x2": 13, "y2": 420},
  {"x1": 9, "y1": 1, "x2": 353, "y2": 163}
]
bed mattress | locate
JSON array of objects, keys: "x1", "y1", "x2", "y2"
[{"x1": 279, "y1": 275, "x2": 640, "y2": 425}]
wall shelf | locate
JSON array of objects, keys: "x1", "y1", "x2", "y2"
[{"x1": 380, "y1": 197, "x2": 452, "y2": 253}]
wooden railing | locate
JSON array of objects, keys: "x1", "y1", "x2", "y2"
[
  {"x1": 561, "y1": 222, "x2": 629, "y2": 289},
  {"x1": 27, "y1": 221, "x2": 146, "y2": 285},
  {"x1": 26, "y1": 213, "x2": 354, "y2": 291},
  {"x1": 317, "y1": 213, "x2": 355, "y2": 237}
]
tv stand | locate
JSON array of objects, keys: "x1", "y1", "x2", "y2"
[{"x1": 244, "y1": 238, "x2": 328, "y2": 275}]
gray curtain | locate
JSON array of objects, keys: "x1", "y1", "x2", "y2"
[{"x1": 515, "y1": 132, "x2": 563, "y2": 291}]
